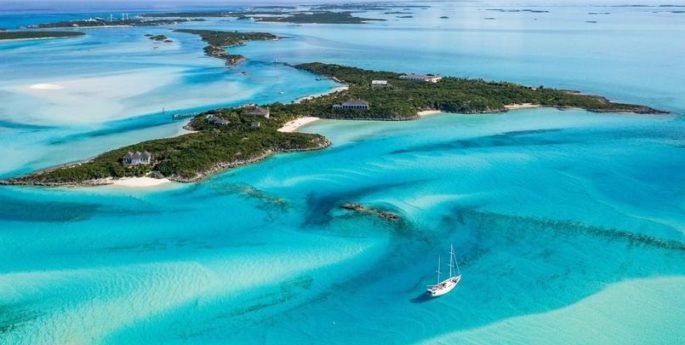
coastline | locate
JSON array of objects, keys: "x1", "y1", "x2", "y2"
[
  {"x1": 110, "y1": 176, "x2": 172, "y2": 188},
  {"x1": 505, "y1": 103, "x2": 542, "y2": 110},
  {"x1": 2, "y1": 61, "x2": 667, "y2": 189},
  {"x1": 418, "y1": 110, "x2": 442, "y2": 117},
  {"x1": 278, "y1": 116, "x2": 320, "y2": 132},
  {"x1": 0, "y1": 37, "x2": 67, "y2": 42},
  {"x1": 0, "y1": 138, "x2": 331, "y2": 188},
  {"x1": 295, "y1": 85, "x2": 349, "y2": 103}
]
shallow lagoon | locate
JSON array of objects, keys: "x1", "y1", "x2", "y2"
[{"x1": 0, "y1": 1, "x2": 684, "y2": 344}]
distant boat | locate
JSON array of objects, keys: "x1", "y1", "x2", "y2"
[
  {"x1": 171, "y1": 113, "x2": 196, "y2": 120},
  {"x1": 426, "y1": 244, "x2": 461, "y2": 297}
]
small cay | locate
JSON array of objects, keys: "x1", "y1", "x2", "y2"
[
  {"x1": 174, "y1": 29, "x2": 279, "y2": 66},
  {"x1": 341, "y1": 203, "x2": 401, "y2": 221}
]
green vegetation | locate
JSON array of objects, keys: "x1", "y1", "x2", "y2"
[
  {"x1": 293, "y1": 63, "x2": 665, "y2": 119},
  {"x1": 10, "y1": 109, "x2": 328, "y2": 185},
  {"x1": 29, "y1": 18, "x2": 201, "y2": 29},
  {"x1": 254, "y1": 6, "x2": 296, "y2": 10},
  {"x1": 174, "y1": 29, "x2": 279, "y2": 65},
  {"x1": 4, "y1": 63, "x2": 664, "y2": 186},
  {"x1": 145, "y1": 34, "x2": 170, "y2": 42},
  {"x1": 141, "y1": 9, "x2": 384, "y2": 24},
  {"x1": 313, "y1": 4, "x2": 430, "y2": 11},
  {"x1": 255, "y1": 12, "x2": 385, "y2": 24},
  {"x1": 141, "y1": 10, "x2": 287, "y2": 18},
  {"x1": 0, "y1": 31, "x2": 85, "y2": 40},
  {"x1": 143, "y1": 11, "x2": 235, "y2": 18}
]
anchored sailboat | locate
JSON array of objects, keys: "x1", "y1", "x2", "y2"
[{"x1": 426, "y1": 244, "x2": 461, "y2": 297}]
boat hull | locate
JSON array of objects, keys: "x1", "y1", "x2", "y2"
[{"x1": 427, "y1": 275, "x2": 461, "y2": 297}]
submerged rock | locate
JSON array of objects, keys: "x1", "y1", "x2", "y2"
[{"x1": 340, "y1": 203, "x2": 400, "y2": 221}]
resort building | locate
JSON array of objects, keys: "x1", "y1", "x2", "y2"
[
  {"x1": 122, "y1": 151, "x2": 151, "y2": 166},
  {"x1": 399, "y1": 73, "x2": 443, "y2": 83},
  {"x1": 371, "y1": 80, "x2": 388, "y2": 88},
  {"x1": 244, "y1": 106, "x2": 270, "y2": 119},
  {"x1": 207, "y1": 114, "x2": 230, "y2": 126},
  {"x1": 332, "y1": 100, "x2": 370, "y2": 111}
]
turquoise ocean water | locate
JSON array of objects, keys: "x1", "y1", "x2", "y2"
[{"x1": 1, "y1": 2, "x2": 684, "y2": 344}]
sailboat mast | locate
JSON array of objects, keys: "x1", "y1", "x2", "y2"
[
  {"x1": 449, "y1": 245, "x2": 454, "y2": 278},
  {"x1": 454, "y1": 246, "x2": 461, "y2": 276},
  {"x1": 436, "y1": 256, "x2": 441, "y2": 284}
]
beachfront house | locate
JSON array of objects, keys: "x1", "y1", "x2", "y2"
[
  {"x1": 207, "y1": 114, "x2": 230, "y2": 126},
  {"x1": 244, "y1": 106, "x2": 270, "y2": 119},
  {"x1": 332, "y1": 100, "x2": 370, "y2": 111},
  {"x1": 251, "y1": 121, "x2": 261, "y2": 128},
  {"x1": 122, "y1": 151, "x2": 151, "y2": 166},
  {"x1": 371, "y1": 80, "x2": 388, "y2": 88},
  {"x1": 399, "y1": 73, "x2": 443, "y2": 83}
]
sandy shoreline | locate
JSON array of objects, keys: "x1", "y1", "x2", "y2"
[
  {"x1": 418, "y1": 110, "x2": 443, "y2": 117},
  {"x1": 295, "y1": 85, "x2": 349, "y2": 103},
  {"x1": 505, "y1": 103, "x2": 541, "y2": 110},
  {"x1": 0, "y1": 37, "x2": 65, "y2": 43},
  {"x1": 278, "y1": 116, "x2": 320, "y2": 133},
  {"x1": 110, "y1": 177, "x2": 172, "y2": 188}
]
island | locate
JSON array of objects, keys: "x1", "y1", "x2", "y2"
[
  {"x1": 4, "y1": 105, "x2": 330, "y2": 186},
  {"x1": 293, "y1": 63, "x2": 664, "y2": 119},
  {"x1": 145, "y1": 34, "x2": 171, "y2": 42},
  {"x1": 142, "y1": 10, "x2": 385, "y2": 24},
  {"x1": 1, "y1": 63, "x2": 665, "y2": 186},
  {"x1": 0, "y1": 31, "x2": 85, "y2": 41},
  {"x1": 142, "y1": 10, "x2": 288, "y2": 18},
  {"x1": 254, "y1": 11, "x2": 385, "y2": 24},
  {"x1": 28, "y1": 18, "x2": 202, "y2": 29},
  {"x1": 313, "y1": 4, "x2": 430, "y2": 11},
  {"x1": 173, "y1": 29, "x2": 279, "y2": 66},
  {"x1": 341, "y1": 203, "x2": 400, "y2": 221}
]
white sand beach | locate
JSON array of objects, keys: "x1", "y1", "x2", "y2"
[
  {"x1": 505, "y1": 103, "x2": 541, "y2": 110},
  {"x1": 111, "y1": 177, "x2": 172, "y2": 188},
  {"x1": 278, "y1": 116, "x2": 320, "y2": 133},
  {"x1": 295, "y1": 85, "x2": 349, "y2": 103},
  {"x1": 418, "y1": 110, "x2": 442, "y2": 117}
]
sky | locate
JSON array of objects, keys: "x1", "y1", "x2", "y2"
[{"x1": 0, "y1": 0, "x2": 681, "y2": 14}]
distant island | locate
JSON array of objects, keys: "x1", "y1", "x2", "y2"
[
  {"x1": 174, "y1": 29, "x2": 279, "y2": 65},
  {"x1": 0, "y1": 31, "x2": 85, "y2": 41},
  {"x1": 145, "y1": 34, "x2": 172, "y2": 42},
  {"x1": 144, "y1": 10, "x2": 385, "y2": 24},
  {"x1": 2, "y1": 62, "x2": 666, "y2": 186},
  {"x1": 486, "y1": 8, "x2": 550, "y2": 14},
  {"x1": 253, "y1": 11, "x2": 386, "y2": 24},
  {"x1": 28, "y1": 17, "x2": 202, "y2": 29},
  {"x1": 142, "y1": 10, "x2": 285, "y2": 18},
  {"x1": 313, "y1": 4, "x2": 430, "y2": 11}
]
